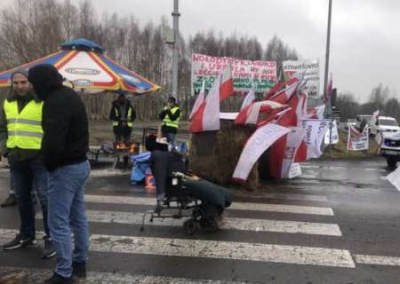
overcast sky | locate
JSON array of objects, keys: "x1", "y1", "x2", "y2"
[{"x1": 5, "y1": 0, "x2": 400, "y2": 101}]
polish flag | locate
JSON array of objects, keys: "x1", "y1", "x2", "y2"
[
  {"x1": 189, "y1": 80, "x2": 205, "y2": 121},
  {"x1": 219, "y1": 64, "x2": 234, "y2": 101},
  {"x1": 269, "y1": 127, "x2": 305, "y2": 179},
  {"x1": 189, "y1": 78, "x2": 220, "y2": 133},
  {"x1": 240, "y1": 88, "x2": 256, "y2": 111},
  {"x1": 264, "y1": 80, "x2": 285, "y2": 100},
  {"x1": 235, "y1": 101, "x2": 288, "y2": 125}
]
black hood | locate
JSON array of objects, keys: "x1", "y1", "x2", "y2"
[{"x1": 28, "y1": 64, "x2": 63, "y2": 100}]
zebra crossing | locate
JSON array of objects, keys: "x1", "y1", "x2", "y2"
[{"x1": 1, "y1": 175, "x2": 400, "y2": 283}]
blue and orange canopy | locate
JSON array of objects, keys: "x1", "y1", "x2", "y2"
[{"x1": 0, "y1": 39, "x2": 160, "y2": 94}]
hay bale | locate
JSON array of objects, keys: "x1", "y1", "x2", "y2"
[{"x1": 190, "y1": 120, "x2": 260, "y2": 191}]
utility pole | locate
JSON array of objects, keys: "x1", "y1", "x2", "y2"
[{"x1": 171, "y1": 0, "x2": 180, "y2": 100}]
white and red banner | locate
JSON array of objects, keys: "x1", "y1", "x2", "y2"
[
  {"x1": 301, "y1": 119, "x2": 330, "y2": 158},
  {"x1": 269, "y1": 127, "x2": 306, "y2": 179},
  {"x1": 347, "y1": 126, "x2": 369, "y2": 151},
  {"x1": 232, "y1": 123, "x2": 291, "y2": 181},
  {"x1": 191, "y1": 53, "x2": 277, "y2": 96},
  {"x1": 282, "y1": 60, "x2": 320, "y2": 97}
]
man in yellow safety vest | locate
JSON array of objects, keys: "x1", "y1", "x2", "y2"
[
  {"x1": 159, "y1": 96, "x2": 181, "y2": 147},
  {"x1": 109, "y1": 92, "x2": 136, "y2": 146},
  {"x1": 0, "y1": 69, "x2": 55, "y2": 259}
]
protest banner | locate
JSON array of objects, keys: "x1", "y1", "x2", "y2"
[
  {"x1": 191, "y1": 53, "x2": 277, "y2": 96},
  {"x1": 232, "y1": 123, "x2": 291, "y2": 181},
  {"x1": 301, "y1": 119, "x2": 330, "y2": 158},
  {"x1": 347, "y1": 126, "x2": 369, "y2": 151},
  {"x1": 282, "y1": 60, "x2": 320, "y2": 97}
]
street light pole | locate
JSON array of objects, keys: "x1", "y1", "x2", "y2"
[
  {"x1": 323, "y1": 0, "x2": 333, "y2": 117},
  {"x1": 323, "y1": 0, "x2": 333, "y2": 148},
  {"x1": 171, "y1": 0, "x2": 180, "y2": 100}
]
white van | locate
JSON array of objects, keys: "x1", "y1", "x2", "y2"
[{"x1": 370, "y1": 116, "x2": 400, "y2": 136}]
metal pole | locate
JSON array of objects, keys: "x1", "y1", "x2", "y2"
[
  {"x1": 171, "y1": 0, "x2": 180, "y2": 100},
  {"x1": 323, "y1": 0, "x2": 333, "y2": 116},
  {"x1": 323, "y1": 0, "x2": 333, "y2": 147}
]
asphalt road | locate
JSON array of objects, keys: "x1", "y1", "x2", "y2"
[{"x1": 1, "y1": 157, "x2": 400, "y2": 284}]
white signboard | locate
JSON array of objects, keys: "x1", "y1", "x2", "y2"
[{"x1": 282, "y1": 60, "x2": 320, "y2": 97}]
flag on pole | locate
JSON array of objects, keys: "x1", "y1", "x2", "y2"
[
  {"x1": 219, "y1": 64, "x2": 234, "y2": 101},
  {"x1": 189, "y1": 80, "x2": 205, "y2": 121}
]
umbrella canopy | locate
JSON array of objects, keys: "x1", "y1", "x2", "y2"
[{"x1": 0, "y1": 38, "x2": 160, "y2": 94}]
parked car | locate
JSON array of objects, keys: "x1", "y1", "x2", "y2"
[
  {"x1": 369, "y1": 116, "x2": 400, "y2": 136},
  {"x1": 380, "y1": 131, "x2": 400, "y2": 168}
]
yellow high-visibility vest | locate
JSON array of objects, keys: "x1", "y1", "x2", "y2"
[
  {"x1": 3, "y1": 99, "x2": 44, "y2": 150},
  {"x1": 162, "y1": 106, "x2": 180, "y2": 129},
  {"x1": 112, "y1": 107, "x2": 133, "y2": 127}
]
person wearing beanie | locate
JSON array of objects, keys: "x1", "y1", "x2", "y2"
[
  {"x1": 28, "y1": 64, "x2": 90, "y2": 284},
  {"x1": 0, "y1": 68, "x2": 56, "y2": 259},
  {"x1": 159, "y1": 96, "x2": 181, "y2": 147}
]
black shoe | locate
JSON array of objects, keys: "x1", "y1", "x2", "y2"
[
  {"x1": 2, "y1": 234, "x2": 36, "y2": 250},
  {"x1": 44, "y1": 272, "x2": 74, "y2": 284},
  {"x1": 42, "y1": 237, "x2": 56, "y2": 259},
  {"x1": 1, "y1": 194, "x2": 17, "y2": 207},
  {"x1": 72, "y1": 261, "x2": 86, "y2": 278}
]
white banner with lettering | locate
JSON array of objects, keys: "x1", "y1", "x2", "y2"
[
  {"x1": 301, "y1": 119, "x2": 330, "y2": 158},
  {"x1": 191, "y1": 53, "x2": 277, "y2": 96},
  {"x1": 233, "y1": 123, "x2": 291, "y2": 181},
  {"x1": 282, "y1": 60, "x2": 320, "y2": 97}
]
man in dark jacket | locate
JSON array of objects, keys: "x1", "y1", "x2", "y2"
[
  {"x1": 109, "y1": 92, "x2": 136, "y2": 145},
  {"x1": 159, "y1": 96, "x2": 181, "y2": 147},
  {"x1": 28, "y1": 64, "x2": 90, "y2": 284},
  {"x1": 0, "y1": 69, "x2": 55, "y2": 259}
]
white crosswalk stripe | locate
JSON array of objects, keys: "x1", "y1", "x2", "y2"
[
  {"x1": 0, "y1": 228, "x2": 355, "y2": 268},
  {"x1": 0, "y1": 267, "x2": 248, "y2": 284},
  {"x1": 85, "y1": 194, "x2": 334, "y2": 216}
]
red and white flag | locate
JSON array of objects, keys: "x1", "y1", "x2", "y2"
[
  {"x1": 189, "y1": 80, "x2": 205, "y2": 121},
  {"x1": 219, "y1": 64, "x2": 234, "y2": 101},
  {"x1": 189, "y1": 64, "x2": 233, "y2": 133},
  {"x1": 189, "y1": 79, "x2": 220, "y2": 133},
  {"x1": 269, "y1": 127, "x2": 306, "y2": 179},
  {"x1": 373, "y1": 110, "x2": 380, "y2": 118},
  {"x1": 235, "y1": 101, "x2": 288, "y2": 125},
  {"x1": 240, "y1": 88, "x2": 256, "y2": 111}
]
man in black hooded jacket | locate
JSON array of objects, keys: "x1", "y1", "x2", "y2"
[{"x1": 28, "y1": 64, "x2": 90, "y2": 284}]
